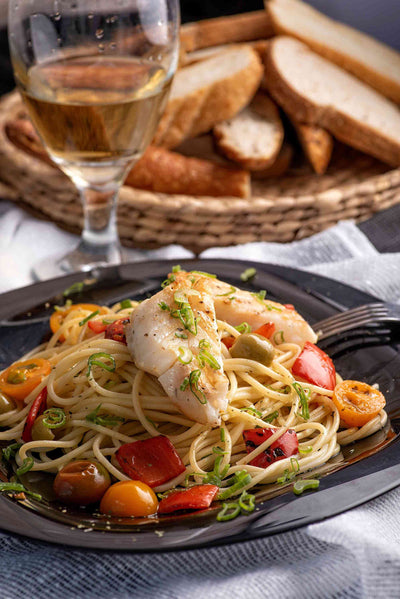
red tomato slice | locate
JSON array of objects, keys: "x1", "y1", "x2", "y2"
[
  {"x1": 158, "y1": 484, "x2": 219, "y2": 514},
  {"x1": 105, "y1": 318, "x2": 130, "y2": 344},
  {"x1": 254, "y1": 322, "x2": 276, "y2": 338},
  {"x1": 292, "y1": 342, "x2": 336, "y2": 391},
  {"x1": 88, "y1": 320, "x2": 107, "y2": 334},
  {"x1": 243, "y1": 428, "x2": 298, "y2": 468},
  {"x1": 22, "y1": 388, "x2": 48, "y2": 442},
  {"x1": 116, "y1": 436, "x2": 186, "y2": 488}
]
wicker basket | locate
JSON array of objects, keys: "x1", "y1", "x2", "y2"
[{"x1": 1, "y1": 91, "x2": 400, "y2": 253}]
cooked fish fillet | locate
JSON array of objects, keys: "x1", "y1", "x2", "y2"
[{"x1": 126, "y1": 275, "x2": 228, "y2": 426}]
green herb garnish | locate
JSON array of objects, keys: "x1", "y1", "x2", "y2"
[
  {"x1": 190, "y1": 271, "x2": 217, "y2": 278},
  {"x1": 79, "y1": 310, "x2": 99, "y2": 327},
  {"x1": 42, "y1": 408, "x2": 66, "y2": 429},
  {"x1": 217, "y1": 470, "x2": 251, "y2": 500},
  {"x1": 293, "y1": 382, "x2": 310, "y2": 420},
  {"x1": 293, "y1": 479, "x2": 320, "y2": 495},
  {"x1": 175, "y1": 331, "x2": 188, "y2": 339},
  {"x1": 240, "y1": 267, "x2": 257, "y2": 282},
  {"x1": 0, "y1": 482, "x2": 42, "y2": 501},
  {"x1": 120, "y1": 299, "x2": 132, "y2": 310},
  {"x1": 240, "y1": 406, "x2": 262, "y2": 418},
  {"x1": 216, "y1": 285, "x2": 236, "y2": 297},
  {"x1": 86, "y1": 404, "x2": 124, "y2": 428},
  {"x1": 172, "y1": 265, "x2": 181, "y2": 273},
  {"x1": 189, "y1": 370, "x2": 207, "y2": 404},
  {"x1": 235, "y1": 322, "x2": 251, "y2": 334},
  {"x1": 158, "y1": 301, "x2": 170, "y2": 311},
  {"x1": 263, "y1": 410, "x2": 279, "y2": 423},
  {"x1": 252, "y1": 290, "x2": 267, "y2": 303},
  {"x1": 87, "y1": 353, "x2": 116, "y2": 377},
  {"x1": 198, "y1": 348, "x2": 220, "y2": 370},
  {"x1": 16, "y1": 457, "x2": 34, "y2": 476},
  {"x1": 178, "y1": 347, "x2": 193, "y2": 365},
  {"x1": 273, "y1": 330, "x2": 285, "y2": 344},
  {"x1": 2, "y1": 443, "x2": 22, "y2": 462}
]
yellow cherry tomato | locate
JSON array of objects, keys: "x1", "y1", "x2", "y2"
[
  {"x1": 332, "y1": 380, "x2": 386, "y2": 428},
  {"x1": 0, "y1": 358, "x2": 52, "y2": 401},
  {"x1": 99, "y1": 480, "x2": 158, "y2": 517},
  {"x1": 50, "y1": 303, "x2": 106, "y2": 336}
]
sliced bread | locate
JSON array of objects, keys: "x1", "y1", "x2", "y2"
[
  {"x1": 213, "y1": 92, "x2": 284, "y2": 170},
  {"x1": 264, "y1": 37, "x2": 400, "y2": 167},
  {"x1": 265, "y1": 0, "x2": 400, "y2": 103},
  {"x1": 292, "y1": 122, "x2": 333, "y2": 174},
  {"x1": 153, "y1": 46, "x2": 263, "y2": 149},
  {"x1": 180, "y1": 10, "x2": 273, "y2": 52}
]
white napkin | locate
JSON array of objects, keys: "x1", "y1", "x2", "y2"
[{"x1": 1, "y1": 200, "x2": 400, "y2": 307}]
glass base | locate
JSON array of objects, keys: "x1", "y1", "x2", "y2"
[{"x1": 31, "y1": 239, "x2": 123, "y2": 281}]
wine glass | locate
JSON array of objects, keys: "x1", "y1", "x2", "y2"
[{"x1": 8, "y1": 0, "x2": 180, "y2": 279}]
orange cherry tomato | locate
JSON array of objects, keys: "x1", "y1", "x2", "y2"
[
  {"x1": 99, "y1": 480, "x2": 158, "y2": 517},
  {"x1": 50, "y1": 304, "x2": 106, "y2": 335},
  {"x1": 0, "y1": 359, "x2": 52, "y2": 401},
  {"x1": 332, "y1": 380, "x2": 386, "y2": 428},
  {"x1": 53, "y1": 460, "x2": 111, "y2": 506}
]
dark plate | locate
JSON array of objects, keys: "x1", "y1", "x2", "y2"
[{"x1": 0, "y1": 258, "x2": 399, "y2": 552}]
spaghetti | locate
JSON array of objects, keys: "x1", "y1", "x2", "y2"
[{"x1": 0, "y1": 282, "x2": 388, "y2": 513}]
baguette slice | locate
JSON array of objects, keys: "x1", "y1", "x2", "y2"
[
  {"x1": 125, "y1": 146, "x2": 250, "y2": 198},
  {"x1": 264, "y1": 37, "x2": 400, "y2": 167},
  {"x1": 265, "y1": 0, "x2": 400, "y2": 103},
  {"x1": 154, "y1": 46, "x2": 263, "y2": 149},
  {"x1": 182, "y1": 40, "x2": 270, "y2": 67},
  {"x1": 180, "y1": 10, "x2": 273, "y2": 52},
  {"x1": 293, "y1": 122, "x2": 333, "y2": 174},
  {"x1": 213, "y1": 92, "x2": 284, "y2": 170},
  {"x1": 6, "y1": 116, "x2": 250, "y2": 198}
]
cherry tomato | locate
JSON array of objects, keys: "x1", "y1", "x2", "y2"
[
  {"x1": 292, "y1": 342, "x2": 336, "y2": 391},
  {"x1": 332, "y1": 380, "x2": 386, "y2": 428},
  {"x1": 50, "y1": 304, "x2": 106, "y2": 336},
  {"x1": 99, "y1": 480, "x2": 158, "y2": 517},
  {"x1": 53, "y1": 460, "x2": 111, "y2": 506},
  {"x1": 0, "y1": 359, "x2": 52, "y2": 401},
  {"x1": 105, "y1": 318, "x2": 130, "y2": 344}
]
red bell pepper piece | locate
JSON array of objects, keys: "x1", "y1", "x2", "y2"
[
  {"x1": 284, "y1": 304, "x2": 295, "y2": 310},
  {"x1": 21, "y1": 388, "x2": 48, "y2": 442},
  {"x1": 88, "y1": 320, "x2": 107, "y2": 334},
  {"x1": 158, "y1": 484, "x2": 219, "y2": 514},
  {"x1": 116, "y1": 435, "x2": 186, "y2": 488},
  {"x1": 105, "y1": 318, "x2": 130, "y2": 344},
  {"x1": 254, "y1": 322, "x2": 276, "y2": 338},
  {"x1": 292, "y1": 341, "x2": 336, "y2": 391},
  {"x1": 222, "y1": 336, "x2": 235, "y2": 350},
  {"x1": 243, "y1": 428, "x2": 298, "y2": 468}
]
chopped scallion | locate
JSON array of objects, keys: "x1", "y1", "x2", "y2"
[
  {"x1": 79, "y1": 310, "x2": 99, "y2": 327},
  {"x1": 42, "y1": 408, "x2": 66, "y2": 429},
  {"x1": 293, "y1": 479, "x2": 320, "y2": 495},
  {"x1": 240, "y1": 267, "x2": 257, "y2": 282},
  {"x1": 120, "y1": 299, "x2": 132, "y2": 310},
  {"x1": 16, "y1": 457, "x2": 34, "y2": 476},
  {"x1": 87, "y1": 353, "x2": 116, "y2": 377},
  {"x1": 293, "y1": 382, "x2": 310, "y2": 420},
  {"x1": 178, "y1": 347, "x2": 193, "y2": 365},
  {"x1": 235, "y1": 322, "x2": 251, "y2": 334},
  {"x1": 0, "y1": 482, "x2": 42, "y2": 501}
]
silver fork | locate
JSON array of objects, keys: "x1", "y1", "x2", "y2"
[{"x1": 312, "y1": 302, "x2": 400, "y2": 341}]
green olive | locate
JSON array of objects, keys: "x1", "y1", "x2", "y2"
[
  {"x1": 230, "y1": 333, "x2": 276, "y2": 366},
  {"x1": 0, "y1": 392, "x2": 15, "y2": 414},
  {"x1": 31, "y1": 415, "x2": 55, "y2": 441}
]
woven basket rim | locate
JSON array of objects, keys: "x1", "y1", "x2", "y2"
[{"x1": 1, "y1": 90, "x2": 400, "y2": 216}]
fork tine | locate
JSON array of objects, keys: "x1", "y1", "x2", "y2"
[
  {"x1": 313, "y1": 303, "x2": 387, "y2": 332},
  {"x1": 318, "y1": 311, "x2": 386, "y2": 335}
]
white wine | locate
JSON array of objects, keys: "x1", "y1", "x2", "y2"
[{"x1": 21, "y1": 56, "x2": 171, "y2": 166}]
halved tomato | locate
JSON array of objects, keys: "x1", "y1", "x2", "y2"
[{"x1": 0, "y1": 359, "x2": 52, "y2": 401}]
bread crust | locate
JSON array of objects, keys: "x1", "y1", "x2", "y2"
[
  {"x1": 292, "y1": 122, "x2": 333, "y2": 174},
  {"x1": 266, "y1": 0, "x2": 400, "y2": 103},
  {"x1": 6, "y1": 116, "x2": 250, "y2": 199},
  {"x1": 154, "y1": 47, "x2": 263, "y2": 149},
  {"x1": 264, "y1": 37, "x2": 400, "y2": 167},
  {"x1": 180, "y1": 11, "x2": 273, "y2": 52}
]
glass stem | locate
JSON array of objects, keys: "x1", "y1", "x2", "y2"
[{"x1": 76, "y1": 183, "x2": 122, "y2": 264}]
